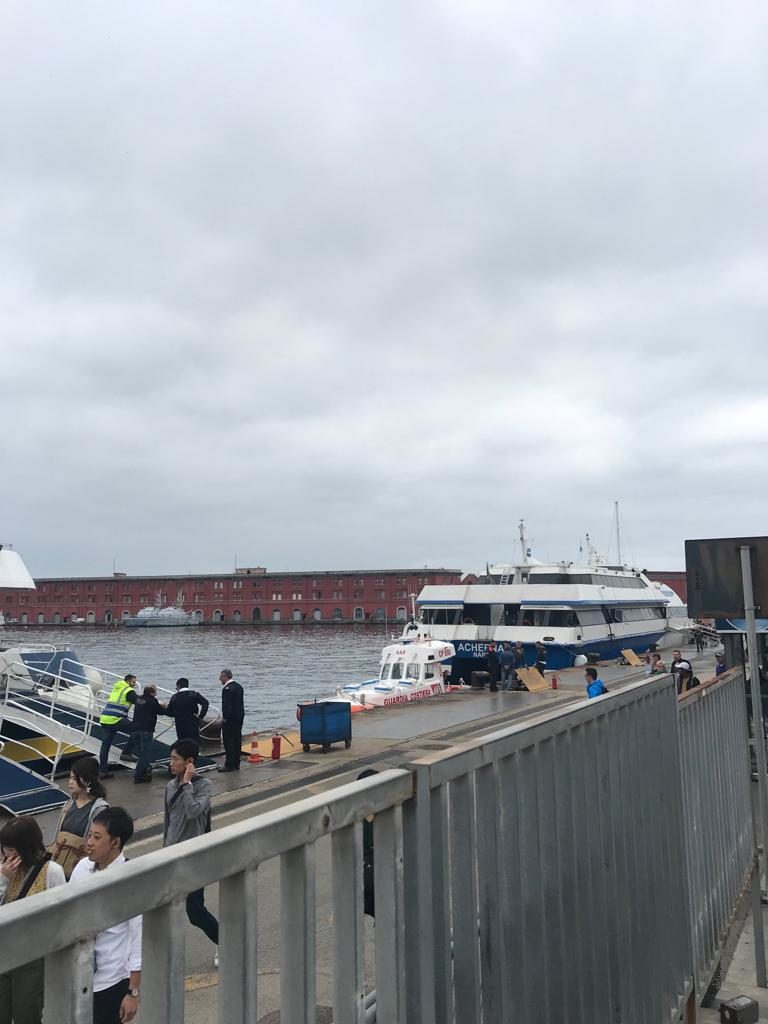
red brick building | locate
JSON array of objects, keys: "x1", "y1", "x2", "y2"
[{"x1": 0, "y1": 567, "x2": 462, "y2": 626}]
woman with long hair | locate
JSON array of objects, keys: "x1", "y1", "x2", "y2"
[
  {"x1": 0, "y1": 816, "x2": 66, "y2": 1023},
  {"x1": 48, "y1": 756, "x2": 108, "y2": 879}
]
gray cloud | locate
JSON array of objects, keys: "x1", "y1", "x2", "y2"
[{"x1": 2, "y1": 1, "x2": 768, "y2": 578}]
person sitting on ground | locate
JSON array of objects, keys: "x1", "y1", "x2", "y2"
[
  {"x1": 650, "y1": 653, "x2": 666, "y2": 675},
  {"x1": 585, "y1": 667, "x2": 609, "y2": 699},
  {"x1": 48, "y1": 756, "x2": 109, "y2": 878},
  {"x1": 70, "y1": 808, "x2": 141, "y2": 1024},
  {"x1": 0, "y1": 817, "x2": 66, "y2": 1024}
]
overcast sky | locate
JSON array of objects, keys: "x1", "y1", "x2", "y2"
[{"x1": 2, "y1": 1, "x2": 767, "y2": 578}]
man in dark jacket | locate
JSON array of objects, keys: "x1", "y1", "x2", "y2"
[
  {"x1": 166, "y1": 678, "x2": 209, "y2": 744},
  {"x1": 485, "y1": 643, "x2": 500, "y2": 693},
  {"x1": 218, "y1": 669, "x2": 245, "y2": 772},
  {"x1": 131, "y1": 684, "x2": 168, "y2": 784}
]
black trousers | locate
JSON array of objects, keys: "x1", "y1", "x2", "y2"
[
  {"x1": 222, "y1": 719, "x2": 243, "y2": 769},
  {"x1": 93, "y1": 979, "x2": 129, "y2": 1024}
]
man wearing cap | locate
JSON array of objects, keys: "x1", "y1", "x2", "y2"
[{"x1": 675, "y1": 660, "x2": 695, "y2": 695}]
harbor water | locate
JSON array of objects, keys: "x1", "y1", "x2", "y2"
[{"x1": 1, "y1": 624, "x2": 389, "y2": 732}]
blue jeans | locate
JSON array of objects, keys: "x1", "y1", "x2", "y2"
[
  {"x1": 98, "y1": 724, "x2": 120, "y2": 773},
  {"x1": 133, "y1": 731, "x2": 153, "y2": 781},
  {"x1": 186, "y1": 888, "x2": 219, "y2": 944}
]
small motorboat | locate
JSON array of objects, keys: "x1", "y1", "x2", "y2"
[{"x1": 329, "y1": 636, "x2": 464, "y2": 711}]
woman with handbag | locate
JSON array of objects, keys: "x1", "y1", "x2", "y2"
[
  {"x1": 0, "y1": 817, "x2": 66, "y2": 1024},
  {"x1": 48, "y1": 756, "x2": 108, "y2": 879}
]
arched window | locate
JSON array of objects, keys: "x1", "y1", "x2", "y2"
[
  {"x1": 20, "y1": 613, "x2": 28, "y2": 625},
  {"x1": 252, "y1": 608, "x2": 261, "y2": 622},
  {"x1": 332, "y1": 608, "x2": 343, "y2": 621},
  {"x1": 86, "y1": 611, "x2": 95, "y2": 624},
  {"x1": 104, "y1": 611, "x2": 113, "y2": 624},
  {"x1": 272, "y1": 608, "x2": 281, "y2": 622},
  {"x1": 213, "y1": 609, "x2": 224, "y2": 623},
  {"x1": 193, "y1": 609, "x2": 204, "y2": 622},
  {"x1": 122, "y1": 610, "x2": 130, "y2": 620},
  {"x1": 233, "y1": 610, "x2": 241, "y2": 623},
  {"x1": 354, "y1": 607, "x2": 364, "y2": 621},
  {"x1": 36, "y1": 613, "x2": 44, "y2": 624},
  {"x1": 396, "y1": 606, "x2": 407, "y2": 622},
  {"x1": 375, "y1": 607, "x2": 386, "y2": 621},
  {"x1": 292, "y1": 608, "x2": 302, "y2": 622},
  {"x1": 53, "y1": 613, "x2": 61, "y2": 624},
  {"x1": 312, "y1": 608, "x2": 322, "y2": 621}
]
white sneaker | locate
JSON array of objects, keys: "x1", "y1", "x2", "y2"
[{"x1": 213, "y1": 951, "x2": 219, "y2": 969}]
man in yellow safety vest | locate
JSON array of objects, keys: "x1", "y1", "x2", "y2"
[{"x1": 98, "y1": 674, "x2": 137, "y2": 779}]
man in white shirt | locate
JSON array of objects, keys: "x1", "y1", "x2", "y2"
[{"x1": 70, "y1": 808, "x2": 141, "y2": 1024}]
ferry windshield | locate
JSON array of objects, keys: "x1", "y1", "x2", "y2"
[
  {"x1": 406, "y1": 662, "x2": 421, "y2": 681},
  {"x1": 390, "y1": 662, "x2": 405, "y2": 680}
]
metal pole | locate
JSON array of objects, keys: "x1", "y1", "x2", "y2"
[
  {"x1": 741, "y1": 546, "x2": 768, "y2": 946},
  {"x1": 751, "y1": 857, "x2": 767, "y2": 988}
]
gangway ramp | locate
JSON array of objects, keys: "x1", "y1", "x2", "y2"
[
  {"x1": 1, "y1": 695, "x2": 217, "y2": 774},
  {"x1": 0, "y1": 752, "x2": 67, "y2": 815}
]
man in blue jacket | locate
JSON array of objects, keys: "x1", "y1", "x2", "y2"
[{"x1": 585, "y1": 667, "x2": 609, "y2": 699}]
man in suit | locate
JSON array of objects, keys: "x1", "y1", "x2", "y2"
[{"x1": 218, "y1": 669, "x2": 244, "y2": 773}]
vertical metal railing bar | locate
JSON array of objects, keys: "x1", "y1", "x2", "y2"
[
  {"x1": 594, "y1": 709, "x2": 624, "y2": 1023},
  {"x1": 43, "y1": 938, "x2": 94, "y2": 1024},
  {"x1": 660, "y1": 688, "x2": 691, "y2": 1010},
  {"x1": 567, "y1": 721, "x2": 597, "y2": 1018},
  {"x1": 702, "y1": 689, "x2": 725, "y2": 965},
  {"x1": 551, "y1": 727, "x2": 579, "y2": 1024},
  {"x1": 651, "y1": 687, "x2": 687, "y2": 1017},
  {"x1": 219, "y1": 868, "x2": 259, "y2": 1024},
  {"x1": 538, "y1": 735, "x2": 563, "y2": 1023},
  {"x1": 496, "y1": 751, "x2": 520, "y2": 1022},
  {"x1": 280, "y1": 844, "x2": 317, "y2": 1024},
  {"x1": 142, "y1": 898, "x2": 187, "y2": 1024},
  {"x1": 429, "y1": 782, "x2": 453, "y2": 1024},
  {"x1": 447, "y1": 772, "x2": 480, "y2": 1023},
  {"x1": 607, "y1": 702, "x2": 636, "y2": 1023},
  {"x1": 711, "y1": 688, "x2": 732, "y2": 957},
  {"x1": 624, "y1": 692, "x2": 651, "y2": 1023},
  {"x1": 650, "y1": 687, "x2": 682, "y2": 1022},
  {"x1": 586, "y1": 713, "x2": 617, "y2": 1020},
  {"x1": 331, "y1": 823, "x2": 365, "y2": 1024},
  {"x1": 475, "y1": 760, "x2": 502, "y2": 1024},
  {"x1": 373, "y1": 804, "x2": 406, "y2": 1024},
  {"x1": 516, "y1": 742, "x2": 545, "y2": 1019},
  {"x1": 402, "y1": 765, "x2": 436, "y2": 1024}
]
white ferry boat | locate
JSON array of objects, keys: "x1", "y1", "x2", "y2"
[{"x1": 409, "y1": 523, "x2": 683, "y2": 675}]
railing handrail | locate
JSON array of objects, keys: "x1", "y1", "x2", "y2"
[{"x1": 0, "y1": 769, "x2": 412, "y2": 973}]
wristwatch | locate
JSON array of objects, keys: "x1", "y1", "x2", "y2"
[{"x1": 128, "y1": 988, "x2": 140, "y2": 999}]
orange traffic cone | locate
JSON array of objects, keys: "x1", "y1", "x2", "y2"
[{"x1": 247, "y1": 731, "x2": 263, "y2": 764}]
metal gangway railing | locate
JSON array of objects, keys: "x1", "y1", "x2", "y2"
[
  {"x1": 0, "y1": 668, "x2": 759, "y2": 1023},
  {"x1": 0, "y1": 655, "x2": 221, "y2": 778}
]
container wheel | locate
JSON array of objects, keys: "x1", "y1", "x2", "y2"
[
  {"x1": 302, "y1": 743, "x2": 310, "y2": 753},
  {"x1": 345, "y1": 739, "x2": 351, "y2": 748},
  {"x1": 322, "y1": 743, "x2": 331, "y2": 753}
]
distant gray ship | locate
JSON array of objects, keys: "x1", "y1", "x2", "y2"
[{"x1": 124, "y1": 593, "x2": 198, "y2": 628}]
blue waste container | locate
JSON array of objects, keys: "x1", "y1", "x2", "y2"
[{"x1": 298, "y1": 701, "x2": 352, "y2": 753}]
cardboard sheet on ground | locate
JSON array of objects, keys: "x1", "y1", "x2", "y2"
[
  {"x1": 621, "y1": 649, "x2": 643, "y2": 667},
  {"x1": 517, "y1": 667, "x2": 550, "y2": 692},
  {"x1": 240, "y1": 730, "x2": 302, "y2": 760}
]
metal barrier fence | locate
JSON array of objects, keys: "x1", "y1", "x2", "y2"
[
  {"x1": 678, "y1": 667, "x2": 760, "y2": 998},
  {"x1": 0, "y1": 671, "x2": 757, "y2": 1023}
]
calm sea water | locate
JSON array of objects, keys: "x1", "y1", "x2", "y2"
[{"x1": 2, "y1": 624, "x2": 391, "y2": 731}]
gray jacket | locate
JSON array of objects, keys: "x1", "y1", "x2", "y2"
[{"x1": 163, "y1": 774, "x2": 213, "y2": 847}]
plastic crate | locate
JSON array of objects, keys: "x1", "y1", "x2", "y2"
[{"x1": 297, "y1": 701, "x2": 352, "y2": 753}]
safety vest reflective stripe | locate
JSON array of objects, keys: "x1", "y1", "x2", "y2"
[{"x1": 102, "y1": 701, "x2": 130, "y2": 718}]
